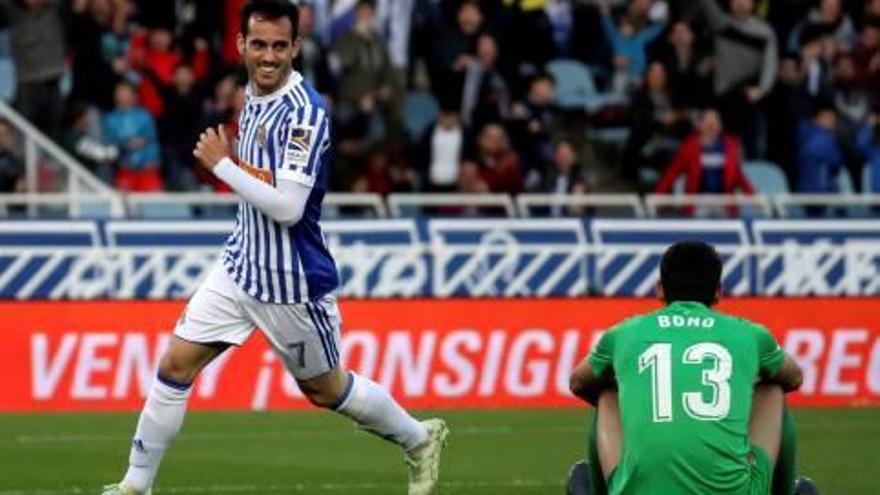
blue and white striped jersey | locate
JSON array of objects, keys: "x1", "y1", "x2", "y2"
[{"x1": 222, "y1": 71, "x2": 339, "y2": 304}]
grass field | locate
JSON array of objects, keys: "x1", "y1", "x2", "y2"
[{"x1": 0, "y1": 408, "x2": 876, "y2": 495}]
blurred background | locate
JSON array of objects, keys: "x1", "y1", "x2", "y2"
[{"x1": 0, "y1": 1, "x2": 879, "y2": 494}]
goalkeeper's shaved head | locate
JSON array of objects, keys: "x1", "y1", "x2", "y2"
[{"x1": 659, "y1": 241, "x2": 722, "y2": 306}]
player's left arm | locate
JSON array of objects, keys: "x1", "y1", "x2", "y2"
[
  {"x1": 194, "y1": 125, "x2": 311, "y2": 226},
  {"x1": 570, "y1": 330, "x2": 617, "y2": 406}
]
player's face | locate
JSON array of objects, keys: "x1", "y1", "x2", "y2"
[{"x1": 238, "y1": 15, "x2": 300, "y2": 96}]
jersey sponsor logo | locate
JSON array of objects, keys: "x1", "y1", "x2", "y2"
[
  {"x1": 236, "y1": 159, "x2": 273, "y2": 185},
  {"x1": 285, "y1": 126, "x2": 313, "y2": 170}
]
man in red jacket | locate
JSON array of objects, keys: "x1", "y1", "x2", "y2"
[{"x1": 655, "y1": 108, "x2": 754, "y2": 215}]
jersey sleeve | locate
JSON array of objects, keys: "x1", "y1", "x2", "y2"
[
  {"x1": 588, "y1": 330, "x2": 617, "y2": 377},
  {"x1": 755, "y1": 325, "x2": 785, "y2": 378},
  {"x1": 277, "y1": 105, "x2": 330, "y2": 187}
]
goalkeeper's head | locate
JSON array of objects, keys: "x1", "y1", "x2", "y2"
[{"x1": 658, "y1": 240, "x2": 723, "y2": 307}]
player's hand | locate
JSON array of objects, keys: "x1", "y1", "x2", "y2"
[{"x1": 193, "y1": 125, "x2": 231, "y2": 171}]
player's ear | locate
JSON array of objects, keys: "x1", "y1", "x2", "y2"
[
  {"x1": 290, "y1": 36, "x2": 302, "y2": 59},
  {"x1": 237, "y1": 33, "x2": 246, "y2": 57},
  {"x1": 712, "y1": 285, "x2": 722, "y2": 306}
]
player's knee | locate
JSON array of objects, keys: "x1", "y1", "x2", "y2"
[{"x1": 158, "y1": 352, "x2": 199, "y2": 385}]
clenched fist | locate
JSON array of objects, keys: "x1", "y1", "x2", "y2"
[{"x1": 193, "y1": 125, "x2": 232, "y2": 171}]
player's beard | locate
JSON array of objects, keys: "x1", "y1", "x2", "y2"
[{"x1": 250, "y1": 61, "x2": 291, "y2": 96}]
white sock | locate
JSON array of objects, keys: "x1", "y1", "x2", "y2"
[
  {"x1": 122, "y1": 376, "x2": 192, "y2": 492},
  {"x1": 334, "y1": 372, "x2": 428, "y2": 451}
]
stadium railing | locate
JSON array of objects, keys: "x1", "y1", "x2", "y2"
[
  {"x1": 0, "y1": 101, "x2": 122, "y2": 218},
  {"x1": 644, "y1": 194, "x2": 775, "y2": 218},
  {"x1": 4, "y1": 191, "x2": 880, "y2": 219},
  {"x1": 387, "y1": 193, "x2": 518, "y2": 217},
  {"x1": 772, "y1": 194, "x2": 880, "y2": 218},
  {"x1": 516, "y1": 193, "x2": 645, "y2": 218},
  {"x1": 123, "y1": 192, "x2": 389, "y2": 219}
]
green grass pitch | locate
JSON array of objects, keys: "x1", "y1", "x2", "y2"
[{"x1": 0, "y1": 408, "x2": 876, "y2": 494}]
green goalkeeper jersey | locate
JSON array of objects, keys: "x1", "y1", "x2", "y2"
[{"x1": 588, "y1": 301, "x2": 785, "y2": 495}]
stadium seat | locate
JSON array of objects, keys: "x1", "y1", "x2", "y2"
[
  {"x1": 863, "y1": 165, "x2": 873, "y2": 194},
  {"x1": 744, "y1": 161, "x2": 789, "y2": 194},
  {"x1": 545, "y1": 59, "x2": 626, "y2": 113},
  {"x1": 402, "y1": 91, "x2": 440, "y2": 140},
  {"x1": 77, "y1": 202, "x2": 113, "y2": 219},
  {"x1": 138, "y1": 202, "x2": 193, "y2": 219}
]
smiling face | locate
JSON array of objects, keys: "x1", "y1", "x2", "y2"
[{"x1": 238, "y1": 14, "x2": 299, "y2": 96}]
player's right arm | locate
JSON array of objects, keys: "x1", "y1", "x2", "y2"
[
  {"x1": 755, "y1": 325, "x2": 803, "y2": 393},
  {"x1": 570, "y1": 330, "x2": 617, "y2": 406}
]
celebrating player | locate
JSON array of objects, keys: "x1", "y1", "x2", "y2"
[
  {"x1": 101, "y1": 1, "x2": 447, "y2": 494},
  {"x1": 568, "y1": 241, "x2": 814, "y2": 495}
]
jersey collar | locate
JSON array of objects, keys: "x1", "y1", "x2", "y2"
[{"x1": 246, "y1": 70, "x2": 303, "y2": 104}]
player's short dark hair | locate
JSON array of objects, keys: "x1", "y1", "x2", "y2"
[
  {"x1": 240, "y1": 0, "x2": 300, "y2": 41},
  {"x1": 660, "y1": 241, "x2": 722, "y2": 306}
]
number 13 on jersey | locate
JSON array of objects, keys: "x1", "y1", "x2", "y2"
[{"x1": 639, "y1": 342, "x2": 733, "y2": 422}]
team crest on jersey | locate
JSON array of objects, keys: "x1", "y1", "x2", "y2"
[{"x1": 258, "y1": 124, "x2": 267, "y2": 147}]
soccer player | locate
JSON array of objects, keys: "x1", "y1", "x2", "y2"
[
  {"x1": 569, "y1": 241, "x2": 809, "y2": 495},
  {"x1": 100, "y1": 2, "x2": 448, "y2": 494}
]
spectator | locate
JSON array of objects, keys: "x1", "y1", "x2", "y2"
[
  {"x1": 655, "y1": 109, "x2": 754, "y2": 214},
  {"x1": 852, "y1": 20, "x2": 880, "y2": 108},
  {"x1": 797, "y1": 24, "x2": 835, "y2": 104},
  {"x1": 418, "y1": 109, "x2": 472, "y2": 192},
  {"x1": 68, "y1": 0, "x2": 130, "y2": 110},
  {"x1": 0, "y1": 9, "x2": 13, "y2": 103},
  {"x1": 461, "y1": 34, "x2": 509, "y2": 129},
  {"x1": 765, "y1": 56, "x2": 814, "y2": 188},
  {"x1": 698, "y1": 0, "x2": 778, "y2": 158},
  {"x1": 0, "y1": 118, "x2": 23, "y2": 193},
  {"x1": 295, "y1": 3, "x2": 335, "y2": 97},
  {"x1": 477, "y1": 123, "x2": 524, "y2": 195},
  {"x1": 128, "y1": 26, "x2": 210, "y2": 118},
  {"x1": 787, "y1": 0, "x2": 856, "y2": 54},
  {"x1": 457, "y1": 159, "x2": 489, "y2": 194},
  {"x1": 545, "y1": 0, "x2": 574, "y2": 56},
  {"x1": 351, "y1": 144, "x2": 416, "y2": 195},
  {"x1": 597, "y1": 0, "x2": 666, "y2": 94},
  {"x1": 543, "y1": 139, "x2": 586, "y2": 217},
  {"x1": 332, "y1": 0, "x2": 393, "y2": 109},
  {"x1": 653, "y1": 20, "x2": 713, "y2": 108},
  {"x1": 429, "y1": 0, "x2": 483, "y2": 106},
  {"x1": 623, "y1": 61, "x2": 692, "y2": 182},
  {"x1": 160, "y1": 64, "x2": 204, "y2": 191},
  {"x1": 102, "y1": 81, "x2": 163, "y2": 192},
  {"x1": 795, "y1": 105, "x2": 844, "y2": 195},
  {"x1": 60, "y1": 101, "x2": 118, "y2": 184},
  {"x1": 508, "y1": 73, "x2": 559, "y2": 189},
  {"x1": 857, "y1": 116, "x2": 880, "y2": 194},
  {"x1": 832, "y1": 53, "x2": 872, "y2": 192},
  {"x1": 3, "y1": 0, "x2": 66, "y2": 138}
]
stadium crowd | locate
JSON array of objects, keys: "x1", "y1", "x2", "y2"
[{"x1": 1, "y1": 0, "x2": 880, "y2": 203}]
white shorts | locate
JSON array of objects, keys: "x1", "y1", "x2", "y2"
[{"x1": 175, "y1": 262, "x2": 341, "y2": 380}]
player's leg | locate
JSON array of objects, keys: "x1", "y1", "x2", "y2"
[
  {"x1": 748, "y1": 384, "x2": 784, "y2": 495},
  {"x1": 103, "y1": 264, "x2": 255, "y2": 495},
  {"x1": 116, "y1": 338, "x2": 229, "y2": 494},
  {"x1": 595, "y1": 391, "x2": 622, "y2": 484},
  {"x1": 570, "y1": 390, "x2": 621, "y2": 495},
  {"x1": 773, "y1": 407, "x2": 797, "y2": 495},
  {"x1": 250, "y1": 294, "x2": 447, "y2": 494}
]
